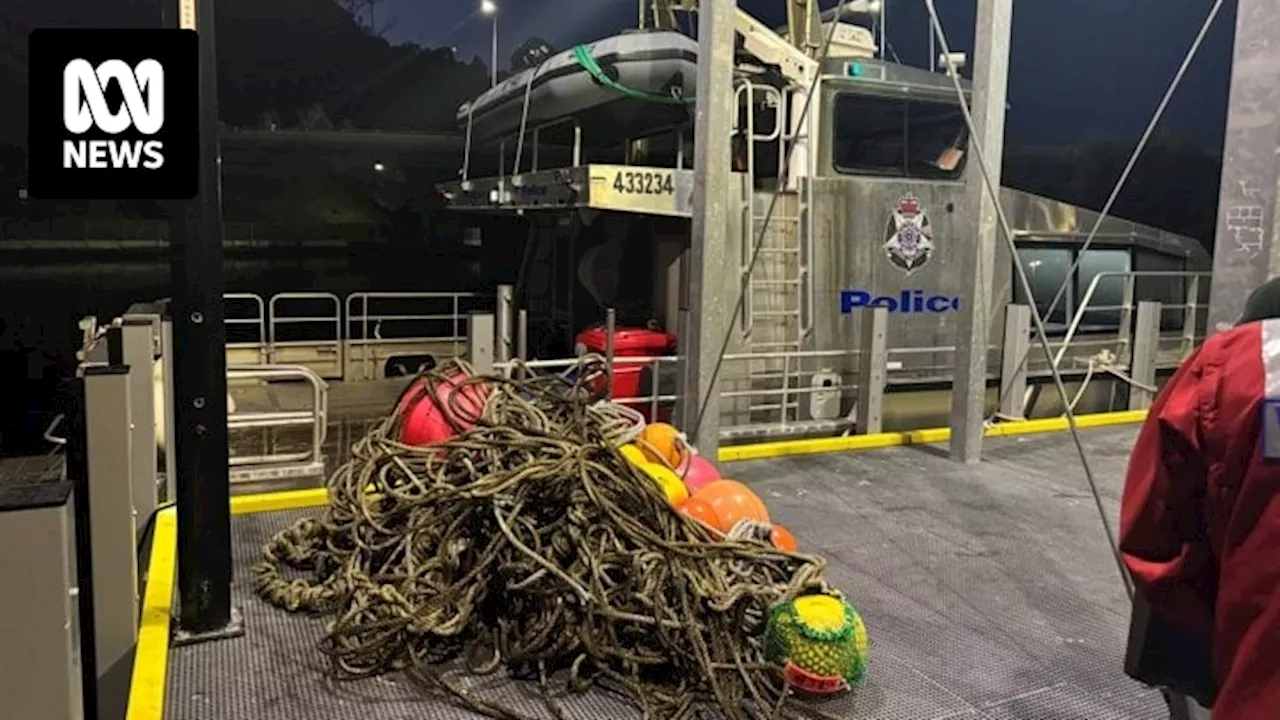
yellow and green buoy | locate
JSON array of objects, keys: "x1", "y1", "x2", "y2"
[{"x1": 764, "y1": 593, "x2": 869, "y2": 694}]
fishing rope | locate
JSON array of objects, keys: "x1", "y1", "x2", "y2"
[
  {"x1": 692, "y1": 1, "x2": 852, "y2": 440},
  {"x1": 984, "y1": 0, "x2": 1226, "y2": 422},
  {"x1": 254, "y1": 355, "x2": 845, "y2": 720},
  {"x1": 922, "y1": 0, "x2": 1134, "y2": 600}
]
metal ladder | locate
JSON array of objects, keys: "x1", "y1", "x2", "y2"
[{"x1": 735, "y1": 81, "x2": 812, "y2": 424}]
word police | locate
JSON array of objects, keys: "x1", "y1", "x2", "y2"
[
  {"x1": 62, "y1": 58, "x2": 166, "y2": 170},
  {"x1": 840, "y1": 289, "x2": 961, "y2": 314}
]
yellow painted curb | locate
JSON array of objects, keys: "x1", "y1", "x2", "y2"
[
  {"x1": 125, "y1": 508, "x2": 176, "y2": 720},
  {"x1": 716, "y1": 410, "x2": 1148, "y2": 463},
  {"x1": 230, "y1": 487, "x2": 331, "y2": 515}
]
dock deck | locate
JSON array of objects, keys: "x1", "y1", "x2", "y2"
[{"x1": 160, "y1": 423, "x2": 1163, "y2": 720}]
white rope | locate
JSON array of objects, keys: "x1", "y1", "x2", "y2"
[{"x1": 1064, "y1": 349, "x2": 1158, "y2": 414}]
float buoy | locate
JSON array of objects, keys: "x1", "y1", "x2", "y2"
[
  {"x1": 637, "y1": 422, "x2": 683, "y2": 466},
  {"x1": 675, "y1": 453, "x2": 721, "y2": 494},
  {"x1": 687, "y1": 480, "x2": 769, "y2": 534},
  {"x1": 635, "y1": 462, "x2": 689, "y2": 505},
  {"x1": 770, "y1": 524, "x2": 798, "y2": 553},
  {"x1": 398, "y1": 373, "x2": 489, "y2": 446}
]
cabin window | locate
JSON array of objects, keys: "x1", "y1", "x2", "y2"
[
  {"x1": 1133, "y1": 250, "x2": 1191, "y2": 332},
  {"x1": 831, "y1": 94, "x2": 968, "y2": 180},
  {"x1": 1013, "y1": 247, "x2": 1073, "y2": 328},
  {"x1": 1075, "y1": 249, "x2": 1130, "y2": 328}
]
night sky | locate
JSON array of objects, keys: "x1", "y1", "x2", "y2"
[{"x1": 377, "y1": 0, "x2": 1236, "y2": 152}]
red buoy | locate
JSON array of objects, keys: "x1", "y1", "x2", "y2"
[{"x1": 397, "y1": 373, "x2": 490, "y2": 446}]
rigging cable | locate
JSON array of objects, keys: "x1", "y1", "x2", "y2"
[
  {"x1": 984, "y1": 0, "x2": 1227, "y2": 423},
  {"x1": 921, "y1": 0, "x2": 1134, "y2": 600},
  {"x1": 691, "y1": 0, "x2": 852, "y2": 439}
]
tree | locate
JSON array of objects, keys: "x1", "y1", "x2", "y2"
[
  {"x1": 298, "y1": 103, "x2": 334, "y2": 131},
  {"x1": 335, "y1": 0, "x2": 398, "y2": 38}
]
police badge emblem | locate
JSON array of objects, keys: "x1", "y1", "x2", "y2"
[{"x1": 883, "y1": 195, "x2": 934, "y2": 273}]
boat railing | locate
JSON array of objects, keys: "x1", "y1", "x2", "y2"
[
  {"x1": 1053, "y1": 270, "x2": 1210, "y2": 371},
  {"x1": 221, "y1": 290, "x2": 484, "y2": 381},
  {"x1": 226, "y1": 364, "x2": 329, "y2": 483},
  {"x1": 486, "y1": 330, "x2": 1165, "y2": 441}
]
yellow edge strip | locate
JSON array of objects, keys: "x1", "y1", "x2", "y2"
[
  {"x1": 126, "y1": 409, "x2": 1148, "y2": 719},
  {"x1": 126, "y1": 508, "x2": 176, "y2": 720},
  {"x1": 716, "y1": 409, "x2": 1148, "y2": 463},
  {"x1": 230, "y1": 487, "x2": 332, "y2": 515}
]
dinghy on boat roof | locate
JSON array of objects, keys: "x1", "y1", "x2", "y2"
[{"x1": 456, "y1": 30, "x2": 698, "y2": 145}]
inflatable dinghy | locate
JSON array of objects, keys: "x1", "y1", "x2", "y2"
[{"x1": 457, "y1": 30, "x2": 697, "y2": 145}]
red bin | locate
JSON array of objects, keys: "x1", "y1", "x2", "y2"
[{"x1": 575, "y1": 326, "x2": 677, "y2": 421}]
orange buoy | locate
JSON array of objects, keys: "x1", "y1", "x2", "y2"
[
  {"x1": 691, "y1": 480, "x2": 769, "y2": 533},
  {"x1": 638, "y1": 422, "x2": 684, "y2": 466},
  {"x1": 770, "y1": 524, "x2": 798, "y2": 553},
  {"x1": 680, "y1": 496, "x2": 720, "y2": 531}
]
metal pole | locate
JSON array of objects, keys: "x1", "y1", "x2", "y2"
[
  {"x1": 948, "y1": 0, "x2": 1012, "y2": 463},
  {"x1": 170, "y1": 0, "x2": 238, "y2": 639},
  {"x1": 605, "y1": 308, "x2": 617, "y2": 393},
  {"x1": 491, "y1": 14, "x2": 499, "y2": 87},
  {"x1": 674, "y1": 0, "x2": 735, "y2": 456},
  {"x1": 1206, "y1": 0, "x2": 1280, "y2": 331},
  {"x1": 495, "y1": 284, "x2": 514, "y2": 362}
]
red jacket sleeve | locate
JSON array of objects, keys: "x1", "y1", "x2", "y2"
[{"x1": 1119, "y1": 345, "x2": 1215, "y2": 641}]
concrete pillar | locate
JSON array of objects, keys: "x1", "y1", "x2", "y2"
[
  {"x1": 948, "y1": 0, "x2": 1013, "y2": 463},
  {"x1": 1207, "y1": 0, "x2": 1280, "y2": 331}
]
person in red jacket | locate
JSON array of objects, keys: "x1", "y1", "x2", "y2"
[{"x1": 1121, "y1": 280, "x2": 1280, "y2": 719}]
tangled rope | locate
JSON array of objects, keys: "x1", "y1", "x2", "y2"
[{"x1": 253, "y1": 355, "x2": 841, "y2": 720}]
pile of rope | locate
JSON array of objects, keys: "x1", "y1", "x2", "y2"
[{"x1": 252, "y1": 356, "x2": 839, "y2": 720}]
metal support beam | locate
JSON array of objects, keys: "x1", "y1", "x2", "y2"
[
  {"x1": 468, "y1": 313, "x2": 496, "y2": 375},
  {"x1": 675, "y1": 0, "x2": 736, "y2": 456},
  {"x1": 1208, "y1": 0, "x2": 1280, "y2": 331},
  {"x1": 1129, "y1": 301, "x2": 1162, "y2": 411},
  {"x1": 170, "y1": 0, "x2": 238, "y2": 638},
  {"x1": 998, "y1": 304, "x2": 1031, "y2": 420},
  {"x1": 118, "y1": 317, "x2": 160, "y2": 536},
  {"x1": 83, "y1": 364, "x2": 139, "y2": 719},
  {"x1": 516, "y1": 309, "x2": 529, "y2": 361},
  {"x1": 496, "y1": 284, "x2": 514, "y2": 363},
  {"x1": 160, "y1": 318, "x2": 177, "y2": 504},
  {"x1": 855, "y1": 307, "x2": 888, "y2": 434},
  {"x1": 948, "y1": 0, "x2": 1012, "y2": 464}
]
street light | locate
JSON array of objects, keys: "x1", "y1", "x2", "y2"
[{"x1": 480, "y1": 0, "x2": 498, "y2": 87}]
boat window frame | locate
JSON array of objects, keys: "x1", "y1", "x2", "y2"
[
  {"x1": 1013, "y1": 244, "x2": 1184, "y2": 337},
  {"x1": 829, "y1": 91, "x2": 970, "y2": 181}
]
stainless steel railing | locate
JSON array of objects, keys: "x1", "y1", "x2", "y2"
[{"x1": 226, "y1": 365, "x2": 328, "y2": 471}]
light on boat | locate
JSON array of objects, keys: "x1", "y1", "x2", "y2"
[{"x1": 480, "y1": 0, "x2": 497, "y2": 15}]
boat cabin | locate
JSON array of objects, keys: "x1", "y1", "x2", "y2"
[{"x1": 437, "y1": 11, "x2": 1209, "y2": 437}]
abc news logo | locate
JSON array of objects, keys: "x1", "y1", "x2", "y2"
[
  {"x1": 62, "y1": 59, "x2": 166, "y2": 171},
  {"x1": 28, "y1": 29, "x2": 197, "y2": 200}
]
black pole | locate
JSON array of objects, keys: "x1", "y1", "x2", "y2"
[{"x1": 172, "y1": 0, "x2": 233, "y2": 634}]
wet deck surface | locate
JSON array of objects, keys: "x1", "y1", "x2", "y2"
[{"x1": 167, "y1": 425, "x2": 1167, "y2": 720}]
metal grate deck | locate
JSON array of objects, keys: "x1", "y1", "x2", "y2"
[{"x1": 166, "y1": 426, "x2": 1167, "y2": 719}]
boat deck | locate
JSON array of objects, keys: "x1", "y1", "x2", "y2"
[{"x1": 162, "y1": 424, "x2": 1168, "y2": 720}]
